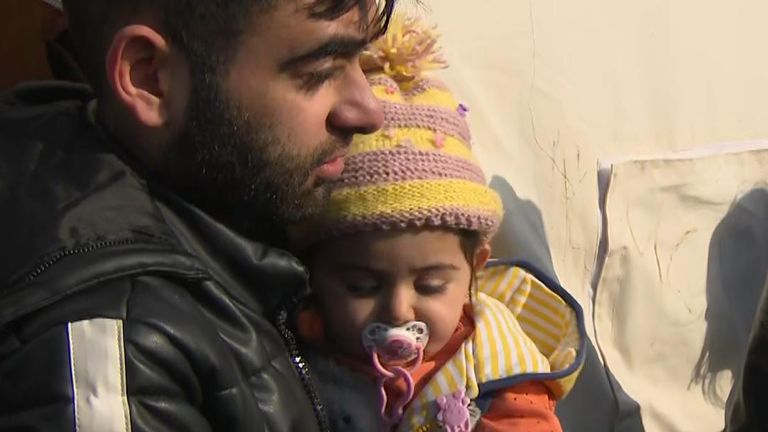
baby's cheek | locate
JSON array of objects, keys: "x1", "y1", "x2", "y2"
[
  {"x1": 332, "y1": 315, "x2": 369, "y2": 356},
  {"x1": 422, "y1": 308, "x2": 464, "y2": 358},
  {"x1": 423, "y1": 331, "x2": 450, "y2": 358}
]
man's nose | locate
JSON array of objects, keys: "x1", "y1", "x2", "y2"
[{"x1": 327, "y1": 67, "x2": 384, "y2": 138}]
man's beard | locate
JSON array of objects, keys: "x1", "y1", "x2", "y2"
[{"x1": 160, "y1": 74, "x2": 341, "y2": 243}]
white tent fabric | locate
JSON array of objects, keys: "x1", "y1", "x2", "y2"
[
  {"x1": 596, "y1": 149, "x2": 768, "y2": 432},
  {"x1": 425, "y1": 1, "x2": 768, "y2": 431}
]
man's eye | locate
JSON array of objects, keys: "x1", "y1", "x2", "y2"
[{"x1": 300, "y1": 68, "x2": 338, "y2": 91}]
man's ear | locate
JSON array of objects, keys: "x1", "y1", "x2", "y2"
[
  {"x1": 474, "y1": 243, "x2": 492, "y2": 272},
  {"x1": 106, "y1": 25, "x2": 172, "y2": 128}
]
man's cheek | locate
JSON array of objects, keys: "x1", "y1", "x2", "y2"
[{"x1": 290, "y1": 101, "x2": 333, "y2": 136}]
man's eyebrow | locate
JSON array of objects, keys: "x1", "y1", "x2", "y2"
[{"x1": 279, "y1": 36, "x2": 369, "y2": 72}]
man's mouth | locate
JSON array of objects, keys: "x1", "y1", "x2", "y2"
[{"x1": 314, "y1": 151, "x2": 347, "y2": 181}]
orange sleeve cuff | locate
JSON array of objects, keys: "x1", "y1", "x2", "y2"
[{"x1": 475, "y1": 381, "x2": 562, "y2": 432}]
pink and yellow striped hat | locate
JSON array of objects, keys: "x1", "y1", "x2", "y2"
[{"x1": 310, "y1": 14, "x2": 502, "y2": 244}]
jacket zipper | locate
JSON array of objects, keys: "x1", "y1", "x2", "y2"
[
  {"x1": 274, "y1": 306, "x2": 331, "y2": 432},
  {"x1": 23, "y1": 238, "x2": 138, "y2": 282}
]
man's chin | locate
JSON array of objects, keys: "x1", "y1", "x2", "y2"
[{"x1": 278, "y1": 184, "x2": 331, "y2": 224}]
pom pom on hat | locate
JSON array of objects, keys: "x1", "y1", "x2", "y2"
[{"x1": 360, "y1": 13, "x2": 448, "y2": 83}]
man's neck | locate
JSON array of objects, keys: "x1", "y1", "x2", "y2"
[{"x1": 229, "y1": 213, "x2": 291, "y2": 249}]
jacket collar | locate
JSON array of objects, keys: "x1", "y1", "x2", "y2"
[{"x1": 153, "y1": 186, "x2": 310, "y2": 315}]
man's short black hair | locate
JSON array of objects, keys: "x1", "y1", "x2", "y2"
[{"x1": 62, "y1": 0, "x2": 395, "y2": 92}]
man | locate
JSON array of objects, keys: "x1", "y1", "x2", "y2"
[
  {"x1": 726, "y1": 278, "x2": 768, "y2": 432},
  {"x1": 0, "y1": 0, "x2": 391, "y2": 430},
  {"x1": 720, "y1": 189, "x2": 768, "y2": 432}
]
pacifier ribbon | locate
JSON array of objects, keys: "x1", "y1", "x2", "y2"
[{"x1": 362, "y1": 321, "x2": 429, "y2": 427}]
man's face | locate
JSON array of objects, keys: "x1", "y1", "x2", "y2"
[{"x1": 165, "y1": 1, "x2": 383, "y2": 237}]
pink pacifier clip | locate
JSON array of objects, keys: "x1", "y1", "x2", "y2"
[
  {"x1": 371, "y1": 344, "x2": 424, "y2": 426},
  {"x1": 362, "y1": 321, "x2": 429, "y2": 429}
]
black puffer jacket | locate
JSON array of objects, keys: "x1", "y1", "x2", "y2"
[{"x1": 0, "y1": 82, "x2": 327, "y2": 432}]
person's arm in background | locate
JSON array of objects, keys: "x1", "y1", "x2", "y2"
[
  {"x1": 0, "y1": 0, "x2": 83, "y2": 91},
  {"x1": 725, "y1": 276, "x2": 768, "y2": 432},
  {"x1": 476, "y1": 381, "x2": 562, "y2": 432}
]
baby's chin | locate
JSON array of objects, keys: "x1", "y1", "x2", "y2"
[{"x1": 423, "y1": 343, "x2": 442, "y2": 361}]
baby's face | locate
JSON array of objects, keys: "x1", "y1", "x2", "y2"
[{"x1": 309, "y1": 228, "x2": 478, "y2": 361}]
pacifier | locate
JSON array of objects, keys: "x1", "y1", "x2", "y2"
[
  {"x1": 362, "y1": 321, "x2": 429, "y2": 364},
  {"x1": 361, "y1": 321, "x2": 430, "y2": 428}
]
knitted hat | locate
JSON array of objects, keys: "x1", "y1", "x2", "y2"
[{"x1": 305, "y1": 14, "x2": 502, "y2": 246}]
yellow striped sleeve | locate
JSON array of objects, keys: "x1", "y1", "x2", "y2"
[
  {"x1": 509, "y1": 285, "x2": 530, "y2": 316},
  {"x1": 479, "y1": 300, "x2": 502, "y2": 379},
  {"x1": 479, "y1": 266, "x2": 507, "y2": 299},
  {"x1": 485, "y1": 294, "x2": 533, "y2": 374},
  {"x1": 462, "y1": 340, "x2": 480, "y2": 398},
  {"x1": 517, "y1": 313, "x2": 560, "y2": 348}
]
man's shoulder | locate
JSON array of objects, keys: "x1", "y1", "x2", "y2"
[
  {"x1": 0, "y1": 81, "x2": 189, "y2": 314},
  {"x1": 3, "y1": 270, "x2": 285, "y2": 389},
  {"x1": 5, "y1": 268, "x2": 208, "y2": 330},
  {"x1": 0, "y1": 236, "x2": 210, "y2": 326}
]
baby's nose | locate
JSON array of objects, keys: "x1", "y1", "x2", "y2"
[{"x1": 381, "y1": 290, "x2": 416, "y2": 325}]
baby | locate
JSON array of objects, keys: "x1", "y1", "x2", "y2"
[{"x1": 293, "y1": 15, "x2": 585, "y2": 432}]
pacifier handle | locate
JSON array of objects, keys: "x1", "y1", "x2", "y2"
[{"x1": 371, "y1": 344, "x2": 424, "y2": 427}]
